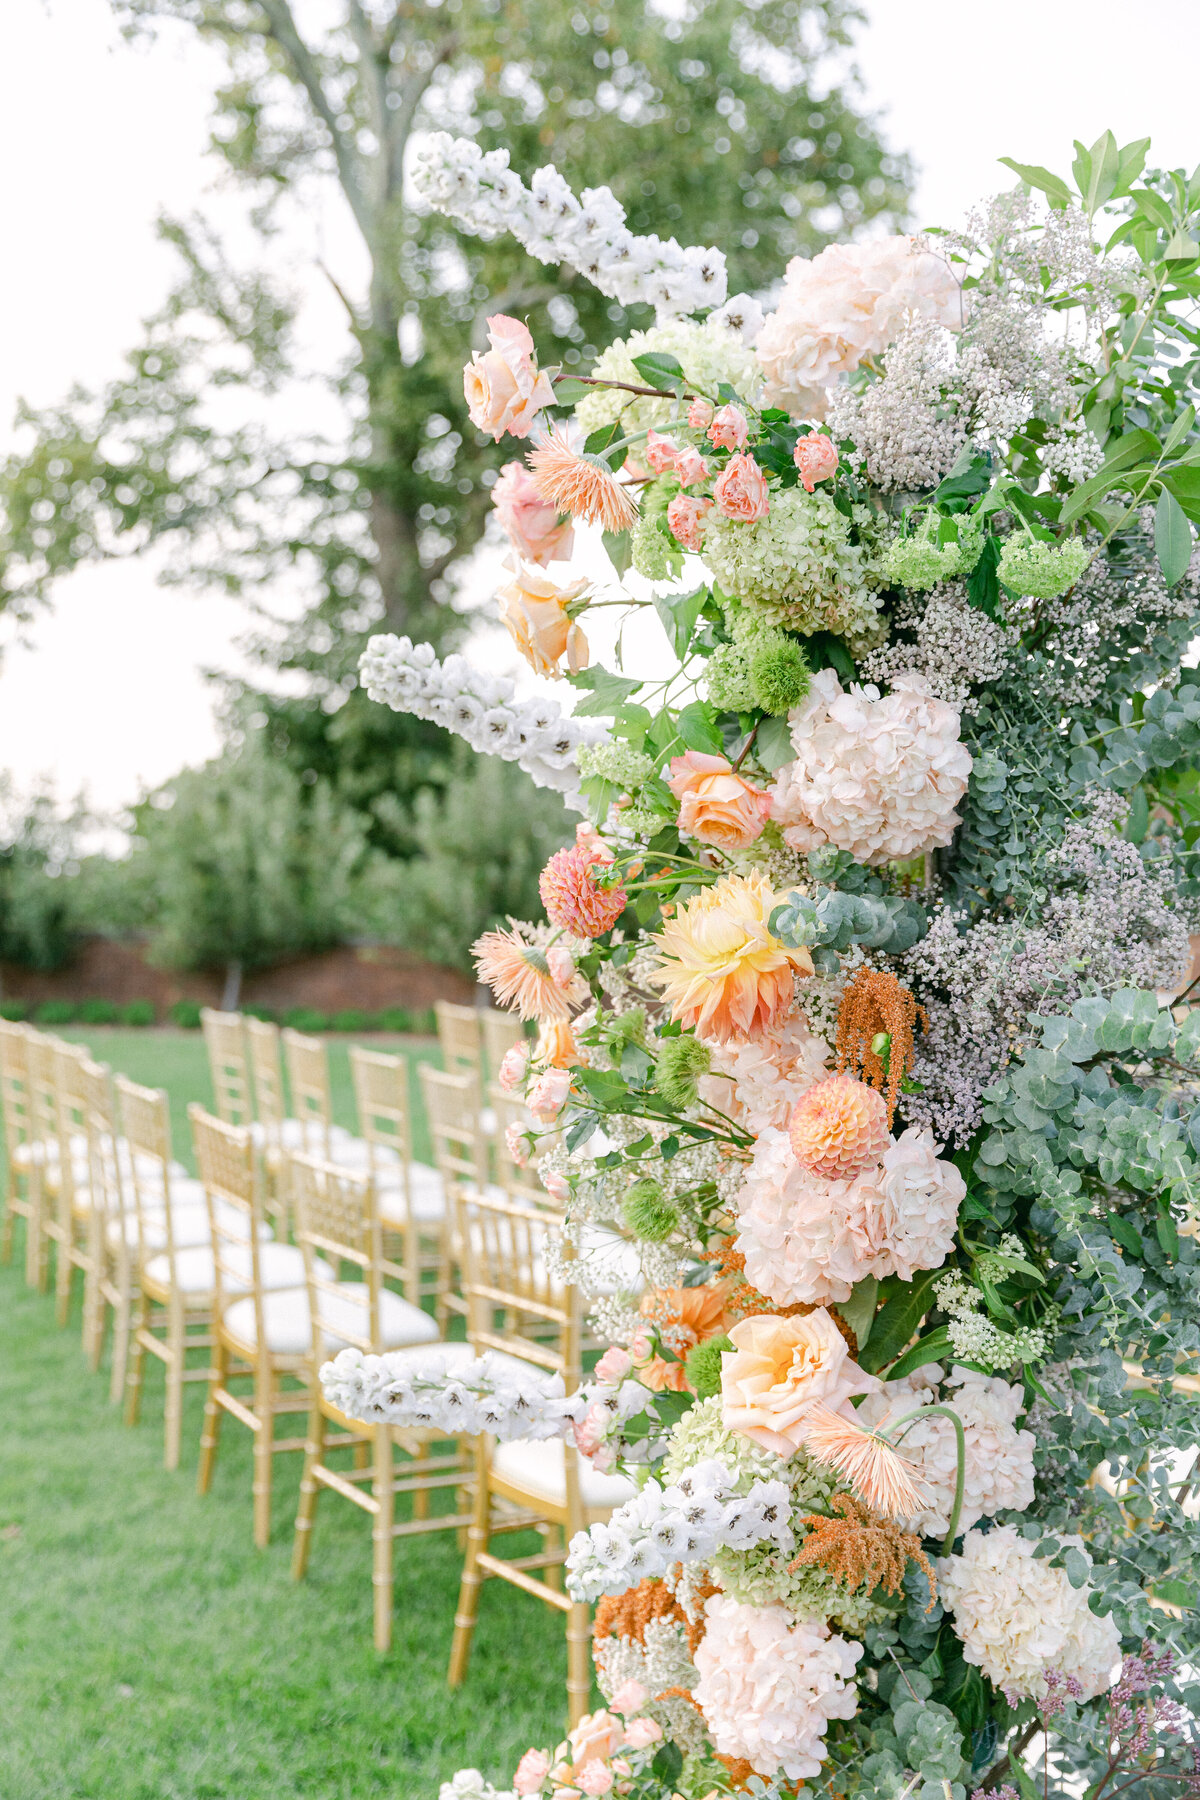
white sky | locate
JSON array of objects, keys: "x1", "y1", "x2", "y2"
[{"x1": 4, "y1": 0, "x2": 1200, "y2": 814}]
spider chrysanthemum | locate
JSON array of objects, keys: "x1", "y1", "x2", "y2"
[
  {"x1": 528, "y1": 429, "x2": 639, "y2": 532},
  {"x1": 473, "y1": 926, "x2": 573, "y2": 1021},
  {"x1": 801, "y1": 1402, "x2": 929, "y2": 1521}
]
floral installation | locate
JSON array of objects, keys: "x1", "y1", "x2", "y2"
[{"x1": 357, "y1": 129, "x2": 1200, "y2": 1797}]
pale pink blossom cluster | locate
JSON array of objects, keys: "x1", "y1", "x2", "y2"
[
  {"x1": 692, "y1": 1595, "x2": 863, "y2": 1780},
  {"x1": 939, "y1": 1526, "x2": 1121, "y2": 1703},
  {"x1": 770, "y1": 669, "x2": 972, "y2": 865},
  {"x1": 733, "y1": 1124, "x2": 964, "y2": 1306},
  {"x1": 858, "y1": 1364, "x2": 1037, "y2": 1537},
  {"x1": 700, "y1": 1009, "x2": 830, "y2": 1133},
  {"x1": 755, "y1": 235, "x2": 963, "y2": 417},
  {"x1": 492, "y1": 462, "x2": 574, "y2": 567}
]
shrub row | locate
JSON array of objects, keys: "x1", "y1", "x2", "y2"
[{"x1": 0, "y1": 999, "x2": 437, "y2": 1035}]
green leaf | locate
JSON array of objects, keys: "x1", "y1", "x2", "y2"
[
  {"x1": 1074, "y1": 130, "x2": 1121, "y2": 217},
  {"x1": 651, "y1": 1741, "x2": 684, "y2": 1787},
  {"x1": 998, "y1": 155, "x2": 1073, "y2": 209},
  {"x1": 1153, "y1": 1578, "x2": 1195, "y2": 1609},
  {"x1": 1155, "y1": 489, "x2": 1194, "y2": 585},
  {"x1": 755, "y1": 713, "x2": 795, "y2": 772},
  {"x1": 1124, "y1": 784, "x2": 1150, "y2": 843},
  {"x1": 1113, "y1": 137, "x2": 1151, "y2": 197},
  {"x1": 857, "y1": 1270, "x2": 942, "y2": 1374},
  {"x1": 567, "y1": 666, "x2": 643, "y2": 716},
  {"x1": 630, "y1": 351, "x2": 685, "y2": 390},
  {"x1": 886, "y1": 1325, "x2": 955, "y2": 1382},
  {"x1": 1162, "y1": 402, "x2": 1196, "y2": 456},
  {"x1": 1108, "y1": 1213, "x2": 1143, "y2": 1259},
  {"x1": 584, "y1": 421, "x2": 622, "y2": 456},
  {"x1": 837, "y1": 1276, "x2": 878, "y2": 1353},
  {"x1": 1156, "y1": 1205, "x2": 1181, "y2": 1258},
  {"x1": 551, "y1": 376, "x2": 595, "y2": 406},
  {"x1": 674, "y1": 701, "x2": 725, "y2": 756},
  {"x1": 652, "y1": 586, "x2": 707, "y2": 661},
  {"x1": 601, "y1": 529, "x2": 632, "y2": 577}
]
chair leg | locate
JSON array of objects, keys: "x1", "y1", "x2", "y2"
[
  {"x1": 291, "y1": 1398, "x2": 325, "y2": 1582},
  {"x1": 82, "y1": 1245, "x2": 104, "y2": 1373},
  {"x1": 448, "y1": 1439, "x2": 491, "y2": 1690},
  {"x1": 252, "y1": 1364, "x2": 275, "y2": 1548},
  {"x1": 54, "y1": 1215, "x2": 73, "y2": 1328},
  {"x1": 27, "y1": 1186, "x2": 47, "y2": 1292},
  {"x1": 566, "y1": 1602, "x2": 592, "y2": 1728},
  {"x1": 124, "y1": 1290, "x2": 149, "y2": 1423},
  {"x1": 108, "y1": 1271, "x2": 132, "y2": 1408},
  {"x1": 372, "y1": 1427, "x2": 395, "y2": 1653},
  {"x1": 197, "y1": 1341, "x2": 227, "y2": 1494},
  {"x1": 163, "y1": 1304, "x2": 186, "y2": 1473}
]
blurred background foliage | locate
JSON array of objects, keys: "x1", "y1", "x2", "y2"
[{"x1": 0, "y1": 0, "x2": 910, "y2": 980}]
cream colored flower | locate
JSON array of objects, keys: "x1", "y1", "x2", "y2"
[
  {"x1": 647, "y1": 870, "x2": 812, "y2": 1044},
  {"x1": 720, "y1": 1308, "x2": 878, "y2": 1457},
  {"x1": 464, "y1": 314, "x2": 556, "y2": 440},
  {"x1": 498, "y1": 563, "x2": 590, "y2": 679}
]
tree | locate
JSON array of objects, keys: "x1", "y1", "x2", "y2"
[
  {"x1": 0, "y1": 0, "x2": 910, "y2": 857},
  {"x1": 0, "y1": 783, "x2": 82, "y2": 975}
]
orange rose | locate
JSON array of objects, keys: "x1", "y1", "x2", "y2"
[
  {"x1": 498, "y1": 563, "x2": 590, "y2": 678},
  {"x1": 536, "y1": 1018, "x2": 585, "y2": 1069},
  {"x1": 668, "y1": 751, "x2": 772, "y2": 849},
  {"x1": 720, "y1": 1309, "x2": 879, "y2": 1458},
  {"x1": 464, "y1": 314, "x2": 556, "y2": 441},
  {"x1": 712, "y1": 451, "x2": 770, "y2": 521}
]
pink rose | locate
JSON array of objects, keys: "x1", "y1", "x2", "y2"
[
  {"x1": 687, "y1": 397, "x2": 714, "y2": 429},
  {"x1": 594, "y1": 1344, "x2": 633, "y2": 1385},
  {"x1": 666, "y1": 493, "x2": 711, "y2": 552},
  {"x1": 547, "y1": 945, "x2": 577, "y2": 989},
  {"x1": 568, "y1": 1713, "x2": 625, "y2": 1769},
  {"x1": 720, "y1": 1308, "x2": 880, "y2": 1457},
  {"x1": 628, "y1": 1328, "x2": 653, "y2": 1363},
  {"x1": 514, "y1": 1749, "x2": 551, "y2": 1795},
  {"x1": 528, "y1": 1068, "x2": 572, "y2": 1123},
  {"x1": 498, "y1": 1042, "x2": 530, "y2": 1092},
  {"x1": 572, "y1": 1403, "x2": 608, "y2": 1459},
  {"x1": 505, "y1": 1122, "x2": 531, "y2": 1167},
  {"x1": 464, "y1": 315, "x2": 556, "y2": 441},
  {"x1": 667, "y1": 750, "x2": 772, "y2": 849},
  {"x1": 621, "y1": 1718, "x2": 661, "y2": 1749},
  {"x1": 541, "y1": 1169, "x2": 571, "y2": 1202},
  {"x1": 644, "y1": 430, "x2": 680, "y2": 474},
  {"x1": 493, "y1": 462, "x2": 575, "y2": 567},
  {"x1": 575, "y1": 1763, "x2": 613, "y2": 1798},
  {"x1": 713, "y1": 451, "x2": 769, "y2": 521},
  {"x1": 793, "y1": 431, "x2": 839, "y2": 493},
  {"x1": 607, "y1": 1679, "x2": 648, "y2": 1717},
  {"x1": 673, "y1": 445, "x2": 709, "y2": 487},
  {"x1": 708, "y1": 404, "x2": 748, "y2": 451}
]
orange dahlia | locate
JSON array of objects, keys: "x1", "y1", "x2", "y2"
[
  {"x1": 788, "y1": 1074, "x2": 891, "y2": 1181},
  {"x1": 540, "y1": 842, "x2": 627, "y2": 938},
  {"x1": 528, "y1": 429, "x2": 639, "y2": 532},
  {"x1": 647, "y1": 870, "x2": 812, "y2": 1044}
]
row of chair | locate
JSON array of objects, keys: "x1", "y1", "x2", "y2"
[{"x1": 0, "y1": 1012, "x2": 631, "y2": 1723}]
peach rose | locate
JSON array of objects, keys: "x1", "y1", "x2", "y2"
[
  {"x1": 622, "y1": 1718, "x2": 662, "y2": 1749},
  {"x1": 713, "y1": 451, "x2": 770, "y2": 521},
  {"x1": 464, "y1": 314, "x2": 556, "y2": 440},
  {"x1": 493, "y1": 462, "x2": 575, "y2": 566},
  {"x1": 687, "y1": 397, "x2": 715, "y2": 429},
  {"x1": 505, "y1": 1122, "x2": 531, "y2": 1167},
  {"x1": 594, "y1": 1344, "x2": 633, "y2": 1384},
  {"x1": 674, "y1": 445, "x2": 709, "y2": 487},
  {"x1": 708, "y1": 403, "x2": 749, "y2": 451},
  {"x1": 645, "y1": 429, "x2": 680, "y2": 474},
  {"x1": 536, "y1": 1018, "x2": 584, "y2": 1070},
  {"x1": 568, "y1": 1713, "x2": 625, "y2": 1769},
  {"x1": 721, "y1": 1309, "x2": 880, "y2": 1458},
  {"x1": 793, "y1": 431, "x2": 839, "y2": 493},
  {"x1": 498, "y1": 563, "x2": 590, "y2": 679},
  {"x1": 528, "y1": 1068, "x2": 572, "y2": 1123},
  {"x1": 498, "y1": 1042, "x2": 530, "y2": 1092},
  {"x1": 514, "y1": 1749, "x2": 551, "y2": 1795},
  {"x1": 666, "y1": 493, "x2": 711, "y2": 552},
  {"x1": 668, "y1": 751, "x2": 772, "y2": 849}
]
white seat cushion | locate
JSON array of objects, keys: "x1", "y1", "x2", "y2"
[
  {"x1": 377, "y1": 1162, "x2": 446, "y2": 1226},
  {"x1": 492, "y1": 1437, "x2": 637, "y2": 1510},
  {"x1": 223, "y1": 1282, "x2": 439, "y2": 1356},
  {"x1": 106, "y1": 1200, "x2": 272, "y2": 1254},
  {"x1": 142, "y1": 1241, "x2": 328, "y2": 1296}
]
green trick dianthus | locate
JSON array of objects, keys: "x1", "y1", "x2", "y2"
[
  {"x1": 684, "y1": 1334, "x2": 734, "y2": 1399},
  {"x1": 654, "y1": 1033, "x2": 712, "y2": 1108},
  {"x1": 622, "y1": 1178, "x2": 679, "y2": 1242},
  {"x1": 750, "y1": 638, "x2": 811, "y2": 714}
]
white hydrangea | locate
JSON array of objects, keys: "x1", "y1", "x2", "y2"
[
  {"x1": 573, "y1": 320, "x2": 762, "y2": 436},
  {"x1": 319, "y1": 1345, "x2": 579, "y2": 1442},
  {"x1": 565, "y1": 1458, "x2": 794, "y2": 1602},
  {"x1": 769, "y1": 668, "x2": 972, "y2": 864},
  {"x1": 734, "y1": 1125, "x2": 964, "y2": 1307},
  {"x1": 699, "y1": 488, "x2": 887, "y2": 652},
  {"x1": 412, "y1": 132, "x2": 726, "y2": 318},
  {"x1": 939, "y1": 1525, "x2": 1121, "y2": 1703},
  {"x1": 359, "y1": 633, "x2": 609, "y2": 811},
  {"x1": 857, "y1": 1364, "x2": 1036, "y2": 1538},
  {"x1": 701, "y1": 1009, "x2": 831, "y2": 1134},
  {"x1": 692, "y1": 1595, "x2": 863, "y2": 1780}
]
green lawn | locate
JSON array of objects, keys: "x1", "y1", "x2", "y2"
[{"x1": 0, "y1": 1031, "x2": 565, "y2": 1799}]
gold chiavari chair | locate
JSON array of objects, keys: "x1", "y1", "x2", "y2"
[
  {"x1": 78, "y1": 1057, "x2": 138, "y2": 1398},
  {"x1": 281, "y1": 1028, "x2": 334, "y2": 1161},
  {"x1": 436, "y1": 1001, "x2": 483, "y2": 1083},
  {"x1": 288, "y1": 1150, "x2": 462, "y2": 1650},
  {"x1": 25, "y1": 1033, "x2": 81, "y2": 1326},
  {"x1": 201, "y1": 1008, "x2": 253, "y2": 1127},
  {"x1": 54, "y1": 1039, "x2": 101, "y2": 1335},
  {"x1": 349, "y1": 1045, "x2": 446, "y2": 1313},
  {"x1": 0, "y1": 1021, "x2": 43, "y2": 1287},
  {"x1": 480, "y1": 1007, "x2": 524, "y2": 1093},
  {"x1": 192, "y1": 1106, "x2": 332, "y2": 1542},
  {"x1": 447, "y1": 1184, "x2": 635, "y2": 1726},
  {"x1": 418, "y1": 1064, "x2": 492, "y2": 1329},
  {"x1": 246, "y1": 1016, "x2": 287, "y2": 1148}
]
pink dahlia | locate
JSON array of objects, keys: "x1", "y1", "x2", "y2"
[
  {"x1": 539, "y1": 843, "x2": 626, "y2": 938},
  {"x1": 788, "y1": 1074, "x2": 890, "y2": 1180}
]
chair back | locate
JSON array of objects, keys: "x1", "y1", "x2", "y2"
[
  {"x1": 418, "y1": 1065, "x2": 484, "y2": 1198},
  {"x1": 245, "y1": 1017, "x2": 286, "y2": 1143},
  {"x1": 52, "y1": 1039, "x2": 91, "y2": 1217},
  {"x1": 116, "y1": 1075, "x2": 179, "y2": 1262},
  {"x1": 288, "y1": 1152, "x2": 381, "y2": 1355},
  {"x1": 25, "y1": 1029, "x2": 62, "y2": 1158},
  {"x1": 480, "y1": 1008, "x2": 523, "y2": 1087},
  {"x1": 436, "y1": 1001, "x2": 482, "y2": 1081},
  {"x1": 201, "y1": 1009, "x2": 252, "y2": 1127},
  {"x1": 80, "y1": 1058, "x2": 127, "y2": 1245},
  {"x1": 349, "y1": 1043, "x2": 411, "y2": 1177},
  {"x1": 282, "y1": 1028, "x2": 332, "y2": 1159},
  {"x1": 190, "y1": 1105, "x2": 266, "y2": 1333},
  {"x1": 0, "y1": 1020, "x2": 35, "y2": 1169},
  {"x1": 458, "y1": 1183, "x2": 579, "y2": 1383}
]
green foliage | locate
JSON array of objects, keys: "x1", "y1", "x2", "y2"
[
  {"x1": 682, "y1": 1335, "x2": 733, "y2": 1400},
  {"x1": 168, "y1": 1000, "x2": 203, "y2": 1029},
  {"x1": 0, "y1": 784, "x2": 81, "y2": 972}
]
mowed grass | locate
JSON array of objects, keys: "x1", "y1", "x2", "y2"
[{"x1": 0, "y1": 1031, "x2": 566, "y2": 1799}]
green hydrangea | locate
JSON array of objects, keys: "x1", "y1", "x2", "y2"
[
  {"x1": 701, "y1": 487, "x2": 887, "y2": 653},
  {"x1": 883, "y1": 516, "x2": 985, "y2": 592},
  {"x1": 631, "y1": 512, "x2": 675, "y2": 580},
  {"x1": 653, "y1": 1034, "x2": 712, "y2": 1107},
  {"x1": 711, "y1": 1537, "x2": 889, "y2": 1631},
  {"x1": 997, "y1": 534, "x2": 1092, "y2": 599},
  {"x1": 575, "y1": 742, "x2": 655, "y2": 789},
  {"x1": 573, "y1": 320, "x2": 761, "y2": 437},
  {"x1": 704, "y1": 639, "x2": 759, "y2": 712}
]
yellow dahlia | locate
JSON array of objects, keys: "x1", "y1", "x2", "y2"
[
  {"x1": 647, "y1": 871, "x2": 812, "y2": 1044},
  {"x1": 788, "y1": 1074, "x2": 891, "y2": 1181}
]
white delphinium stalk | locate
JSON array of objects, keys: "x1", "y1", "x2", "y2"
[
  {"x1": 319, "y1": 1345, "x2": 581, "y2": 1441},
  {"x1": 359, "y1": 634, "x2": 609, "y2": 812},
  {"x1": 412, "y1": 133, "x2": 727, "y2": 318}
]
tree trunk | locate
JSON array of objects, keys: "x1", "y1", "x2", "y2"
[{"x1": 221, "y1": 960, "x2": 243, "y2": 1012}]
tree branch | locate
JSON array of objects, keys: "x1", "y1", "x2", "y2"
[
  {"x1": 258, "y1": 0, "x2": 372, "y2": 242},
  {"x1": 979, "y1": 1721, "x2": 1040, "y2": 1792}
]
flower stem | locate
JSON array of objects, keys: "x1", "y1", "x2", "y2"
[{"x1": 886, "y1": 1403, "x2": 967, "y2": 1556}]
